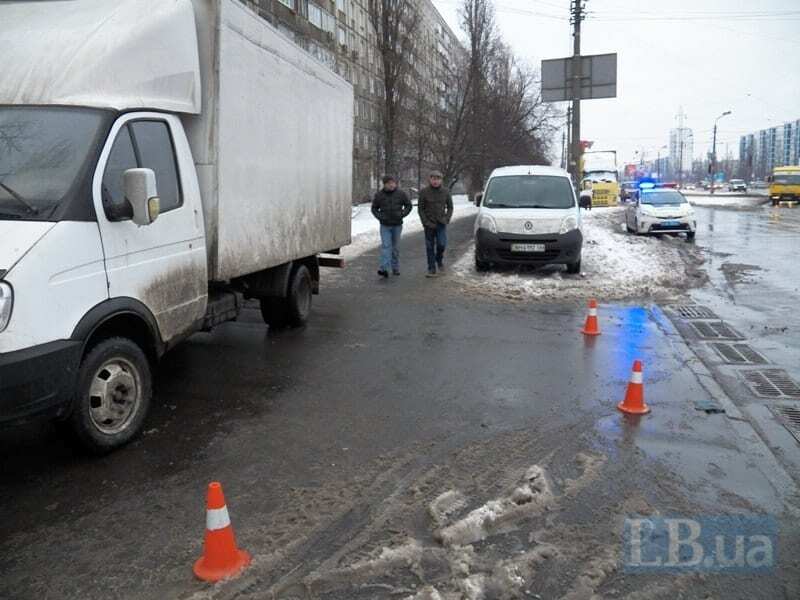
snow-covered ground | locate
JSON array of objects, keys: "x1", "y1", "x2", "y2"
[
  {"x1": 346, "y1": 194, "x2": 477, "y2": 258},
  {"x1": 342, "y1": 200, "x2": 702, "y2": 302},
  {"x1": 687, "y1": 195, "x2": 769, "y2": 209},
  {"x1": 451, "y1": 207, "x2": 702, "y2": 303}
]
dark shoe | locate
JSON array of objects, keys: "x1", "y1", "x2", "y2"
[
  {"x1": 392, "y1": 269, "x2": 400, "y2": 276},
  {"x1": 377, "y1": 270, "x2": 389, "y2": 278},
  {"x1": 426, "y1": 269, "x2": 438, "y2": 278},
  {"x1": 437, "y1": 261, "x2": 444, "y2": 272}
]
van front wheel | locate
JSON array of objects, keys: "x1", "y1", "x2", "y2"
[{"x1": 69, "y1": 337, "x2": 152, "y2": 454}]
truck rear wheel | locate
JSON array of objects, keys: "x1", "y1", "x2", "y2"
[
  {"x1": 69, "y1": 337, "x2": 152, "y2": 454},
  {"x1": 260, "y1": 264, "x2": 313, "y2": 328}
]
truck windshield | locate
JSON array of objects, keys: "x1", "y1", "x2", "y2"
[
  {"x1": 774, "y1": 174, "x2": 800, "y2": 185},
  {"x1": 0, "y1": 107, "x2": 109, "y2": 221},
  {"x1": 640, "y1": 190, "x2": 686, "y2": 205},
  {"x1": 585, "y1": 170, "x2": 618, "y2": 183},
  {"x1": 484, "y1": 175, "x2": 575, "y2": 209}
]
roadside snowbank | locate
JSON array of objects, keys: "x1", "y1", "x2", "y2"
[
  {"x1": 451, "y1": 207, "x2": 703, "y2": 302},
  {"x1": 346, "y1": 194, "x2": 476, "y2": 258},
  {"x1": 688, "y1": 196, "x2": 768, "y2": 209}
]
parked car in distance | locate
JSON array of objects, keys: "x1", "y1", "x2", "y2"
[
  {"x1": 474, "y1": 166, "x2": 582, "y2": 273},
  {"x1": 620, "y1": 181, "x2": 638, "y2": 201},
  {"x1": 728, "y1": 179, "x2": 747, "y2": 192},
  {"x1": 625, "y1": 188, "x2": 696, "y2": 240}
]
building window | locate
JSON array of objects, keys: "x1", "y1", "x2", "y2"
[
  {"x1": 278, "y1": 0, "x2": 295, "y2": 10},
  {"x1": 338, "y1": 25, "x2": 347, "y2": 46},
  {"x1": 308, "y1": 2, "x2": 322, "y2": 28}
]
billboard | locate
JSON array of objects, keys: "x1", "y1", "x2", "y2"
[{"x1": 541, "y1": 53, "x2": 617, "y2": 103}]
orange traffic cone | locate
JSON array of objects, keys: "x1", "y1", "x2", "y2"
[
  {"x1": 618, "y1": 360, "x2": 650, "y2": 415},
  {"x1": 581, "y1": 299, "x2": 601, "y2": 336},
  {"x1": 194, "y1": 482, "x2": 251, "y2": 582}
]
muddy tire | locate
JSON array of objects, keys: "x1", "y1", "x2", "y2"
[
  {"x1": 69, "y1": 337, "x2": 152, "y2": 454},
  {"x1": 686, "y1": 231, "x2": 696, "y2": 241},
  {"x1": 260, "y1": 264, "x2": 313, "y2": 328},
  {"x1": 566, "y1": 260, "x2": 581, "y2": 275},
  {"x1": 475, "y1": 253, "x2": 490, "y2": 272}
]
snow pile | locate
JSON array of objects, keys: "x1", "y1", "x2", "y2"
[
  {"x1": 452, "y1": 207, "x2": 699, "y2": 302},
  {"x1": 688, "y1": 196, "x2": 768, "y2": 209},
  {"x1": 434, "y1": 465, "x2": 553, "y2": 547},
  {"x1": 346, "y1": 194, "x2": 477, "y2": 258}
]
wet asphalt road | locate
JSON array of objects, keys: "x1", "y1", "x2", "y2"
[{"x1": 1, "y1": 211, "x2": 799, "y2": 599}]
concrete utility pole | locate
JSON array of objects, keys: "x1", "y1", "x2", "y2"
[
  {"x1": 710, "y1": 110, "x2": 732, "y2": 195},
  {"x1": 565, "y1": 105, "x2": 572, "y2": 171},
  {"x1": 569, "y1": 1, "x2": 586, "y2": 184}
]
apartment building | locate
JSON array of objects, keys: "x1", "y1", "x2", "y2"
[
  {"x1": 241, "y1": 0, "x2": 458, "y2": 202},
  {"x1": 739, "y1": 119, "x2": 800, "y2": 181}
]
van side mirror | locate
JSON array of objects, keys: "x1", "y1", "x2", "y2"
[
  {"x1": 475, "y1": 192, "x2": 483, "y2": 206},
  {"x1": 123, "y1": 168, "x2": 160, "y2": 226}
]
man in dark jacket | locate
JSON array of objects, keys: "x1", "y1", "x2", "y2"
[
  {"x1": 417, "y1": 170, "x2": 453, "y2": 277},
  {"x1": 371, "y1": 175, "x2": 412, "y2": 278}
]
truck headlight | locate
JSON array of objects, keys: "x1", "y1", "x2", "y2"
[
  {"x1": 559, "y1": 215, "x2": 578, "y2": 234},
  {"x1": 0, "y1": 282, "x2": 13, "y2": 332},
  {"x1": 477, "y1": 214, "x2": 497, "y2": 234}
]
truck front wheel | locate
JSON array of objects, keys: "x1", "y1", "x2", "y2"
[
  {"x1": 260, "y1": 263, "x2": 313, "y2": 328},
  {"x1": 69, "y1": 337, "x2": 152, "y2": 454}
]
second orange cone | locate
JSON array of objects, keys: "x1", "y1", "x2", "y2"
[
  {"x1": 582, "y1": 299, "x2": 601, "y2": 336},
  {"x1": 618, "y1": 360, "x2": 650, "y2": 415},
  {"x1": 194, "y1": 482, "x2": 251, "y2": 582}
]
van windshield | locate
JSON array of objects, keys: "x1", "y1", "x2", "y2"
[
  {"x1": 774, "y1": 174, "x2": 800, "y2": 185},
  {"x1": 0, "y1": 107, "x2": 109, "y2": 221},
  {"x1": 484, "y1": 175, "x2": 575, "y2": 209}
]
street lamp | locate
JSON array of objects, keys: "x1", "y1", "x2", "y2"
[{"x1": 710, "y1": 110, "x2": 732, "y2": 194}]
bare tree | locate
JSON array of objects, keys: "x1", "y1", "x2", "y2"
[
  {"x1": 460, "y1": 0, "x2": 498, "y2": 196},
  {"x1": 428, "y1": 49, "x2": 473, "y2": 188},
  {"x1": 368, "y1": 0, "x2": 420, "y2": 177}
]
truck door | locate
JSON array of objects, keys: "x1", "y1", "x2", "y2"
[{"x1": 92, "y1": 112, "x2": 207, "y2": 344}]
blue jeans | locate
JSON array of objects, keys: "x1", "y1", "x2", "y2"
[
  {"x1": 380, "y1": 224, "x2": 402, "y2": 272},
  {"x1": 425, "y1": 223, "x2": 447, "y2": 271}
]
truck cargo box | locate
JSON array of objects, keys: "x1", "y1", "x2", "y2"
[{"x1": 186, "y1": 0, "x2": 353, "y2": 281}]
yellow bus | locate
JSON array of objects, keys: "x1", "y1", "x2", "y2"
[{"x1": 768, "y1": 166, "x2": 800, "y2": 206}]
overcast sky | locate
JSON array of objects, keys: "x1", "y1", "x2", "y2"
[{"x1": 432, "y1": 0, "x2": 800, "y2": 167}]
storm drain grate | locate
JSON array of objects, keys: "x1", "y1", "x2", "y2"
[
  {"x1": 772, "y1": 406, "x2": 800, "y2": 443},
  {"x1": 709, "y1": 342, "x2": 768, "y2": 365},
  {"x1": 672, "y1": 304, "x2": 718, "y2": 320},
  {"x1": 741, "y1": 369, "x2": 800, "y2": 399},
  {"x1": 689, "y1": 321, "x2": 744, "y2": 340}
]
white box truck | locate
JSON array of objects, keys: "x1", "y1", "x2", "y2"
[{"x1": 0, "y1": 0, "x2": 353, "y2": 451}]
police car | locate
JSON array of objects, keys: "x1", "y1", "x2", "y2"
[{"x1": 624, "y1": 183, "x2": 696, "y2": 240}]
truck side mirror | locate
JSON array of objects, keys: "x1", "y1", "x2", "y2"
[
  {"x1": 475, "y1": 192, "x2": 483, "y2": 206},
  {"x1": 123, "y1": 168, "x2": 160, "y2": 226}
]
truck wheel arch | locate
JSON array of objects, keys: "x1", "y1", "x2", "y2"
[{"x1": 71, "y1": 298, "x2": 164, "y2": 364}]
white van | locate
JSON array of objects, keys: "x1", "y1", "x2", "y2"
[{"x1": 474, "y1": 166, "x2": 582, "y2": 273}]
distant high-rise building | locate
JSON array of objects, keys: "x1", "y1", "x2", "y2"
[
  {"x1": 669, "y1": 127, "x2": 693, "y2": 176},
  {"x1": 738, "y1": 119, "x2": 800, "y2": 180}
]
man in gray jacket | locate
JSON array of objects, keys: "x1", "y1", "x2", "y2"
[{"x1": 417, "y1": 170, "x2": 453, "y2": 277}]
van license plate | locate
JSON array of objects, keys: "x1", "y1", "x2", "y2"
[
  {"x1": 511, "y1": 243, "x2": 545, "y2": 252},
  {"x1": 662, "y1": 220, "x2": 679, "y2": 226}
]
